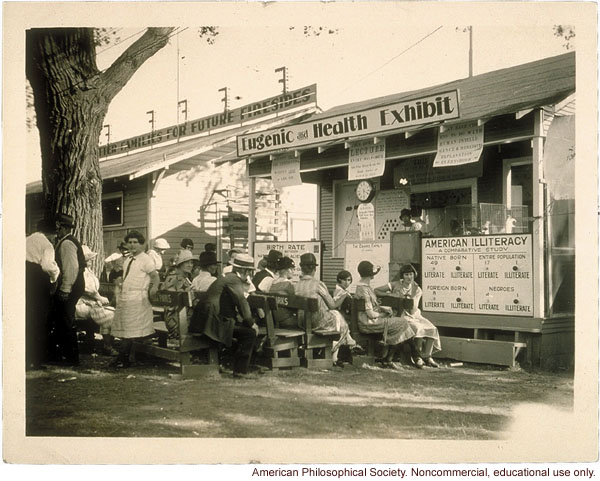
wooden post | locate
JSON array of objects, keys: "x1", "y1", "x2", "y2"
[
  {"x1": 531, "y1": 109, "x2": 546, "y2": 318},
  {"x1": 248, "y1": 159, "x2": 256, "y2": 257}
]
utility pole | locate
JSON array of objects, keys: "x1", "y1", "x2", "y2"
[
  {"x1": 103, "y1": 124, "x2": 110, "y2": 146},
  {"x1": 468, "y1": 26, "x2": 473, "y2": 77},
  {"x1": 147, "y1": 110, "x2": 155, "y2": 148},
  {"x1": 219, "y1": 87, "x2": 229, "y2": 112},
  {"x1": 275, "y1": 66, "x2": 288, "y2": 94}
]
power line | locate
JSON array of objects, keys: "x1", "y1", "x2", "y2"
[
  {"x1": 334, "y1": 26, "x2": 444, "y2": 99},
  {"x1": 96, "y1": 28, "x2": 148, "y2": 56}
]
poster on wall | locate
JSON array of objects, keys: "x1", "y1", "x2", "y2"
[
  {"x1": 375, "y1": 189, "x2": 410, "y2": 240},
  {"x1": 357, "y1": 203, "x2": 375, "y2": 240},
  {"x1": 421, "y1": 234, "x2": 533, "y2": 317},
  {"x1": 348, "y1": 139, "x2": 386, "y2": 180},
  {"x1": 253, "y1": 240, "x2": 322, "y2": 282},
  {"x1": 271, "y1": 152, "x2": 302, "y2": 188},
  {"x1": 433, "y1": 120, "x2": 484, "y2": 167},
  {"x1": 345, "y1": 241, "x2": 390, "y2": 292}
]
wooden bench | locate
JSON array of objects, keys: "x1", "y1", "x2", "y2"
[
  {"x1": 132, "y1": 290, "x2": 220, "y2": 378},
  {"x1": 247, "y1": 294, "x2": 304, "y2": 370},
  {"x1": 267, "y1": 292, "x2": 340, "y2": 369}
]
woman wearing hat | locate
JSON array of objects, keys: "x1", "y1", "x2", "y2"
[
  {"x1": 268, "y1": 256, "x2": 299, "y2": 329},
  {"x1": 161, "y1": 249, "x2": 197, "y2": 341},
  {"x1": 75, "y1": 246, "x2": 118, "y2": 356},
  {"x1": 376, "y1": 264, "x2": 441, "y2": 368},
  {"x1": 355, "y1": 260, "x2": 418, "y2": 369},
  {"x1": 295, "y1": 253, "x2": 358, "y2": 365},
  {"x1": 147, "y1": 238, "x2": 170, "y2": 280}
]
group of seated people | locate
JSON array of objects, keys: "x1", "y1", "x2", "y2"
[
  {"x1": 83, "y1": 232, "x2": 441, "y2": 376},
  {"x1": 156, "y1": 246, "x2": 442, "y2": 375}
]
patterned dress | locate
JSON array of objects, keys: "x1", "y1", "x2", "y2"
[
  {"x1": 354, "y1": 282, "x2": 416, "y2": 346},
  {"x1": 392, "y1": 281, "x2": 441, "y2": 353}
]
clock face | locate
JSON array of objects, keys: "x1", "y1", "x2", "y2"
[{"x1": 356, "y1": 180, "x2": 375, "y2": 202}]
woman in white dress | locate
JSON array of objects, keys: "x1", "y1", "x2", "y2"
[{"x1": 110, "y1": 231, "x2": 160, "y2": 368}]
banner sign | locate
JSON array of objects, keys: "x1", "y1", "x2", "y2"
[
  {"x1": 237, "y1": 90, "x2": 460, "y2": 156},
  {"x1": 421, "y1": 234, "x2": 533, "y2": 317},
  {"x1": 99, "y1": 84, "x2": 317, "y2": 157},
  {"x1": 271, "y1": 152, "x2": 302, "y2": 188},
  {"x1": 348, "y1": 139, "x2": 386, "y2": 180},
  {"x1": 393, "y1": 154, "x2": 483, "y2": 186},
  {"x1": 253, "y1": 241, "x2": 322, "y2": 282},
  {"x1": 433, "y1": 120, "x2": 483, "y2": 167}
]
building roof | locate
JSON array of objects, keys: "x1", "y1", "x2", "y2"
[
  {"x1": 315, "y1": 51, "x2": 575, "y2": 124},
  {"x1": 26, "y1": 107, "x2": 317, "y2": 195}
]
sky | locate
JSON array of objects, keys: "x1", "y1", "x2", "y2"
[{"x1": 26, "y1": 22, "x2": 573, "y2": 183}]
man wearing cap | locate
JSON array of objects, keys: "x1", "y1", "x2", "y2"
[
  {"x1": 189, "y1": 253, "x2": 259, "y2": 378},
  {"x1": 252, "y1": 249, "x2": 282, "y2": 293},
  {"x1": 26, "y1": 218, "x2": 60, "y2": 370},
  {"x1": 48, "y1": 212, "x2": 86, "y2": 366},
  {"x1": 191, "y1": 251, "x2": 220, "y2": 292}
]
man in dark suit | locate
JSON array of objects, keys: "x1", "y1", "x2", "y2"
[
  {"x1": 48, "y1": 213, "x2": 86, "y2": 366},
  {"x1": 189, "y1": 253, "x2": 259, "y2": 378}
]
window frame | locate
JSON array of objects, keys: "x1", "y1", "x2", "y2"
[{"x1": 102, "y1": 191, "x2": 124, "y2": 228}]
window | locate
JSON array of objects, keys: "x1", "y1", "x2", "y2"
[{"x1": 102, "y1": 192, "x2": 123, "y2": 227}]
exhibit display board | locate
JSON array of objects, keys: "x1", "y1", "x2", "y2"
[
  {"x1": 421, "y1": 234, "x2": 533, "y2": 316},
  {"x1": 345, "y1": 241, "x2": 390, "y2": 292},
  {"x1": 254, "y1": 241, "x2": 322, "y2": 282}
]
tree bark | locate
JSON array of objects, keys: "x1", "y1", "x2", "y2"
[{"x1": 26, "y1": 27, "x2": 174, "y2": 274}]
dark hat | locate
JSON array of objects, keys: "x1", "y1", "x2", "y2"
[
  {"x1": 276, "y1": 256, "x2": 295, "y2": 271},
  {"x1": 118, "y1": 242, "x2": 129, "y2": 253},
  {"x1": 400, "y1": 209, "x2": 412, "y2": 218},
  {"x1": 263, "y1": 249, "x2": 283, "y2": 263},
  {"x1": 357, "y1": 260, "x2": 381, "y2": 278},
  {"x1": 199, "y1": 251, "x2": 219, "y2": 268},
  {"x1": 56, "y1": 212, "x2": 74, "y2": 228},
  {"x1": 299, "y1": 253, "x2": 318, "y2": 267},
  {"x1": 399, "y1": 264, "x2": 418, "y2": 276}
]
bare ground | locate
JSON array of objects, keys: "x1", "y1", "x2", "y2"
[{"x1": 25, "y1": 342, "x2": 573, "y2": 440}]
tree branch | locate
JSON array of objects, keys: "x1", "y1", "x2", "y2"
[{"x1": 99, "y1": 27, "x2": 175, "y2": 103}]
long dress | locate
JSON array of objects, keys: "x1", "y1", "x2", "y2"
[
  {"x1": 354, "y1": 282, "x2": 416, "y2": 346},
  {"x1": 392, "y1": 281, "x2": 441, "y2": 353},
  {"x1": 75, "y1": 267, "x2": 114, "y2": 335},
  {"x1": 112, "y1": 252, "x2": 156, "y2": 339},
  {"x1": 294, "y1": 275, "x2": 356, "y2": 348}
]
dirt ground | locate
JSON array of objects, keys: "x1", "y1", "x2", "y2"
[{"x1": 26, "y1": 341, "x2": 573, "y2": 439}]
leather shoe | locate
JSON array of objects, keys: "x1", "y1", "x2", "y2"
[
  {"x1": 424, "y1": 357, "x2": 439, "y2": 368},
  {"x1": 413, "y1": 357, "x2": 425, "y2": 369}
]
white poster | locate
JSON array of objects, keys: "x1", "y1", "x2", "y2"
[
  {"x1": 348, "y1": 138, "x2": 386, "y2": 180},
  {"x1": 433, "y1": 120, "x2": 484, "y2": 167},
  {"x1": 271, "y1": 152, "x2": 302, "y2": 188},
  {"x1": 421, "y1": 234, "x2": 533, "y2": 317},
  {"x1": 253, "y1": 240, "x2": 321, "y2": 282},
  {"x1": 357, "y1": 203, "x2": 375, "y2": 240},
  {"x1": 345, "y1": 241, "x2": 390, "y2": 292},
  {"x1": 375, "y1": 189, "x2": 410, "y2": 240}
]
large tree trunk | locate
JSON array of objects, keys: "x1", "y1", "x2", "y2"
[{"x1": 26, "y1": 27, "x2": 174, "y2": 274}]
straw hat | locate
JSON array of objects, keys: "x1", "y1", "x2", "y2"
[
  {"x1": 154, "y1": 238, "x2": 170, "y2": 250},
  {"x1": 176, "y1": 249, "x2": 197, "y2": 266},
  {"x1": 231, "y1": 253, "x2": 256, "y2": 270}
]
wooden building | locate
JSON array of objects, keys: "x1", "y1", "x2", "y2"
[{"x1": 240, "y1": 52, "x2": 576, "y2": 369}]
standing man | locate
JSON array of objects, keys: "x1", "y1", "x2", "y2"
[
  {"x1": 48, "y1": 213, "x2": 86, "y2": 366},
  {"x1": 26, "y1": 218, "x2": 60, "y2": 370},
  {"x1": 189, "y1": 253, "x2": 259, "y2": 378}
]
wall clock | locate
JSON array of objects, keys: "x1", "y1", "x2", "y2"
[{"x1": 356, "y1": 179, "x2": 376, "y2": 203}]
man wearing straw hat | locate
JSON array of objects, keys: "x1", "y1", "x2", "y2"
[{"x1": 189, "y1": 253, "x2": 259, "y2": 378}]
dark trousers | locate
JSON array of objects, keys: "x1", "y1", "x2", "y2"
[
  {"x1": 232, "y1": 325, "x2": 257, "y2": 374},
  {"x1": 26, "y1": 262, "x2": 51, "y2": 369},
  {"x1": 48, "y1": 291, "x2": 81, "y2": 364}
]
